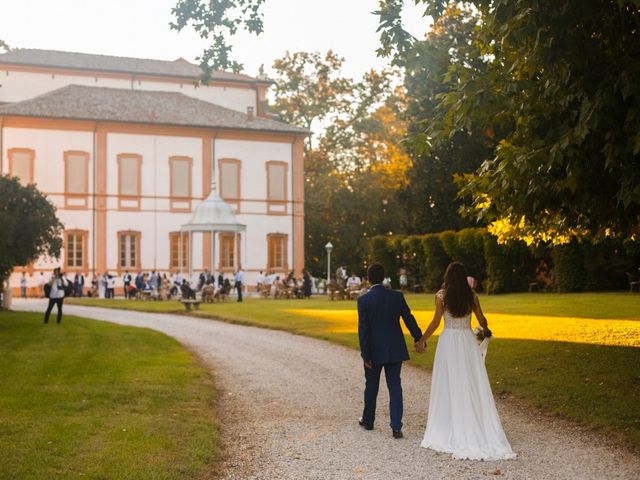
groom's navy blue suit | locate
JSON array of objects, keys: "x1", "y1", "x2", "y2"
[{"x1": 358, "y1": 284, "x2": 422, "y2": 432}]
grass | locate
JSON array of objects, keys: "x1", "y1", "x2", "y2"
[
  {"x1": 0, "y1": 310, "x2": 219, "y2": 480},
  {"x1": 69, "y1": 292, "x2": 640, "y2": 451}
]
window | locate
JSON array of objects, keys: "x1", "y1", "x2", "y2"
[
  {"x1": 170, "y1": 156, "x2": 192, "y2": 211},
  {"x1": 266, "y1": 161, "x2": 287, "y2": 214},
  {"x1": 218, "y1": 158, "x2": 241, "y2": 211},
  {"x1": 219, "y1": 233, "x2": 240, "y2": 270},
  {"x1": 118, "y1": 231, "x2": 140, "y2": 270},
  {"x1": 267, "y1": 234, "x2": 288, "y2": 270},
  {"x1": 65, "y1": 230, "x2": 87, "y2": 270},
  {"x1": 117, "y1": 153, "x2": 142, "y2": 209},
  {"x1": 8, "y1": 148, "x2": 35, "y2": 185},
  {"x1": 170, "y1": 232, "x2": 189, "y2": 270},
  {"x1": 64, "y1": 151, "x2": 89, "y2": 208}
]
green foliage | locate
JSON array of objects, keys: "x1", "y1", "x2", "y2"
[
  {"x1": 397, "y1": 5, "x2": 491, "y2": 234},
  {"x1": 170, "y1": 0, "x2": 266, "y2": 74},
  {"x1": 267, "y1": 52, "x2": 408, "y2": 276},
  {"x1": 369, "y1": 235, "x2": 404, "y2": 286},
  {"x1": 0, "y1": 311, "x2": 219, "y2": 478},
  {"x1": 401, "y1": 235, "x2": 426, "y2": 286},
  {"x1": 483, "y1": 234, "x2": 534, "y2": 294},
  {"x1": 421, "y1": 233, "x2": 450, "y2": 291},
  {"x1": 439, "y1": 228, "x2": 486, "y2": 286},
  {"x1": 0, "y1": 176, "x2": 63, "y2": 286},
  {"x1": 553, "y1": 240, "x2": 587, "y2": 292},
  {"x1": 379, "y1": 0, "x2": 640, "y2": 240}
]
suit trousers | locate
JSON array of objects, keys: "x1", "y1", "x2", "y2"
[
  {"x1": 44, "y1": 298, "x2": 64, "y2": 323},
  {"x1": 362, "y1": 361, "x2": 403, "y2": 431}
]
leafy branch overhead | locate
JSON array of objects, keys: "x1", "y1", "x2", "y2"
[{"x1": 170, "y1": 0, "x2": 266, "y2": 74}]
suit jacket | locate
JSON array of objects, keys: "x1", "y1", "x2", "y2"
[{"x1": 357, "y1": 285, "x2": 422, "y2": 365}]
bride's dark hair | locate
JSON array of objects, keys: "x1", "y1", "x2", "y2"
[{"x1": 442, "y1": 262, "x2": 475, "y2": 318}]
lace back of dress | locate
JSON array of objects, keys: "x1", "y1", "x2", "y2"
[{"x1": 437, "y1": 289, "x2": 472, "y2": 330}]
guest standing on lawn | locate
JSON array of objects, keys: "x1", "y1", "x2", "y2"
[
  {"x1": 235, "y1": 267, "x2": 245, "y2": 302},
  {"x1": 44, "y1": 267, "x2": 68, "y2": 324}
]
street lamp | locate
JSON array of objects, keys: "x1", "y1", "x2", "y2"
[{"x1": 325, "y1": 241, "x2": 333, "y2": 286}]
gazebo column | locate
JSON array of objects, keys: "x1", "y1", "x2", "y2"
[
  {"x1": 211, "y1": 231, "x2": 216, "y2": 280},
  {"x1": 188, "y1": 230, "x2": 194, "y2": 281}
]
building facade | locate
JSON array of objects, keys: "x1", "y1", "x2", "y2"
[{"x1": 0, "y1": 49, "x2": 307, "y2": 293}]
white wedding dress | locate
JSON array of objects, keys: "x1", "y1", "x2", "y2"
[{"x1": 421, "y1": 291, "x2": 516, "y2": 460}]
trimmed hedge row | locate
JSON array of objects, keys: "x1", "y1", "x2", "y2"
[{"x1": 369, "y1": 230, "x2": 638, "y2": 294}]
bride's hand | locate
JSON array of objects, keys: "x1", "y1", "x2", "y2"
[{"x1": 414, "y1": 341, "x2": 426, "y2": 353}]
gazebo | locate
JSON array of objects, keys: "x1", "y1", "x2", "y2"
[{"x1": 179, "y1": 178, "x2": 246, "y2": 281}]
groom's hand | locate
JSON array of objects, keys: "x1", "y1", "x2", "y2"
[
  {"x1": 364, "y1": 360, "x2": 374, "y2": 369},
  {"x1": 414, "y1": 341, "x2": 426, "y2": 353}
]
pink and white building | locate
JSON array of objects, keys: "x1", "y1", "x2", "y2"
[{"x1": 0, "y1": 49, "x2": 307, "y2": 293}]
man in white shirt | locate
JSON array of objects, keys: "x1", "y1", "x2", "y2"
[
  {"x1": 256, "y1": 270, "x2": 265, "y2": 292},
  {"x1": 347, "y1": 273, "x2": 362, "y2": 290}
]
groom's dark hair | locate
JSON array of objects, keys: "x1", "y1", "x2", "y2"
[{"x1": 367, "y1": 263, "x2": 384, "y2": 285}]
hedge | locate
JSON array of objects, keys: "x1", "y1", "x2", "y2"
[{"x1": 368, "y1": 229, "x2": 638, "y2": 294}]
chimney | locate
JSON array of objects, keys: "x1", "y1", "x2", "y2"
[{"x1": 247, "y1": 106, "x2": 254, "y2": 121}]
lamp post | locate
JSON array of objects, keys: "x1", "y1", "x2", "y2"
[{"x1": 325, "y1": 241, "x2": 333, "y2": 286}]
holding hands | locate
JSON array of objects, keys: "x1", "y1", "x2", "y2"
[{"x1": 414, "y1": 341, "x2": 426, "y2": 354}]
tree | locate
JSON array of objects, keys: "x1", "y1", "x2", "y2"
[
  {"x1": 0, "y1": 176, "x2": 64, "y2": 289},
  {"x1": 378, "y1": 0, "x2": 640, "y2": 242},
  {"x1": 270, "y1": 50, "x2": 354, "y2": 144},
  {"x1": 268, "y1": 51, "x2": 410, "y2": 274},
  {"x1": 397, "y1": 5, "x2": 492, "y2": 234}
]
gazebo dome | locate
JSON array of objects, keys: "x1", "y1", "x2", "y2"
[{"x1": 182, "y1": 186, "x2": 245, "y2": 233}]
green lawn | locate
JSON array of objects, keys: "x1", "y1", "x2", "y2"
[
  {"x1": 69, "y1": 292, "x2": 640, "y2": 452},
  {"x1": 0, "y1": 310, "x2": 219, "y2": 479}
]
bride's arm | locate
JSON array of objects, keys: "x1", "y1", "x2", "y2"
[
  {"x1": 472, "y1": 295, "x2": 492, "y2": 336},
  {"x1": 415, "y1": 295, "x2": 444, "y2": 350}
]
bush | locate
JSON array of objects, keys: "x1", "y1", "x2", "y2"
[
  {"x1": 440, "y1": 228, "x2": 486, "y2": 290},
  {"x1": 401, "y1": 235, "x2": 426, "y2": 287},
  {"x1": 483, "y1": 234, "x2": 534, "y2": 294},
  {"x1": 369, "y1": 235, "x2": 404, "y2": 287},
  {"x1": 553, "y1": 241, "x2": 587, "y2": 292},
  {"x1": 422, "y1": 234, "x2": 450, "y2": 291}
]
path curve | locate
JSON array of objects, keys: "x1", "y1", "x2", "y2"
[{"x1": 14, "y1": 300, "x2": 639, "y2": 479}]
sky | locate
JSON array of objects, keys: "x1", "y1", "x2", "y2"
[{"x1": 0, "y1": 0, "x2": 431, "y2": 80}]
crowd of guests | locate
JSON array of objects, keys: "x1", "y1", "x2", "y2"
[{"x1": 256, "y1": 269, "x2": 313, "y2": 299}]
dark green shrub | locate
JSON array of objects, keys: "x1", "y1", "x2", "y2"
[
  {"x1": 483, "y1": 234, "x2": 534, "y2": 294},
  {"x1": 440, "y1": 228, "x2": 486, "y2": 290},
  {"x1": 369, "y1": 235, "x2": 404, "y2": 287},
  {"x1": 401, "y1": 235, "x2": 426, "y2": 288},
  {"x1": 422, "y1": 234, "x2": 450, "y2": 291},
  {"x1": 553, "y1": 241, "x2": 587, "y2": 292}
]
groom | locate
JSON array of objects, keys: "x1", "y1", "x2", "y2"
[{"x1": 357, "y1": 263, "x2": 423, "y2": 438}]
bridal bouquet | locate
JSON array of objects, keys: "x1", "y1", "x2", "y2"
[{"x1": 473, "y1": 327, "x2": 493, "y2": 361}]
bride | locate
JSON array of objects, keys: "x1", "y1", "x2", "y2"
[{"x1": 415, "y1": 262, "x2": 516, "y2": 460}]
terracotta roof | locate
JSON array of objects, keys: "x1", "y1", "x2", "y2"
[
  {"x1": 0, "y1": 85, "x2": 307, "y2": 134},
  {"x1": 0, "y1": 48, "x2": 270, "y2": 84}
]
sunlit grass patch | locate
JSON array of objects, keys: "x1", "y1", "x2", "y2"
[{"x1": 286, "y1": 308, "x2": 640, "y2": 347}]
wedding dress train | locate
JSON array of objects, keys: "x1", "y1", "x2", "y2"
[{"x1": 420, "y1": 293, "x2": 516, "y2": 460}]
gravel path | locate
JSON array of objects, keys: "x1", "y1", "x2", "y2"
[{"x1": 14, "y1": 300, "x2": 640, "y2": 479}]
